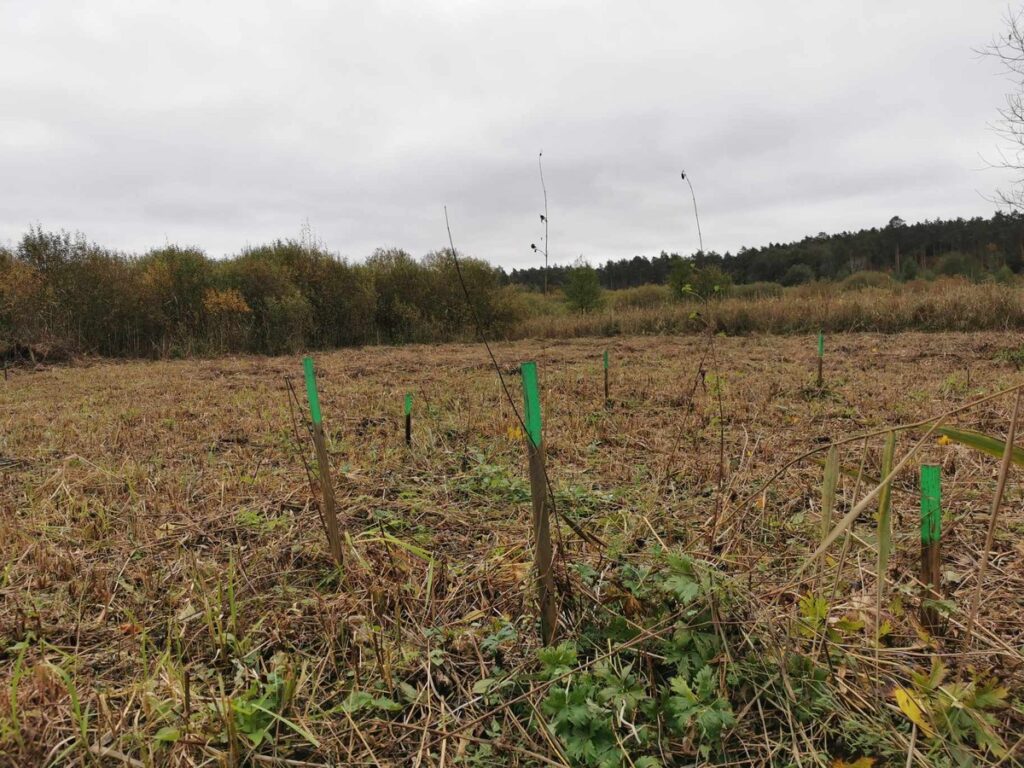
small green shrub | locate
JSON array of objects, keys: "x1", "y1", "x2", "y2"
[
  {"x1": 840, "y1": 270, "x2": 893, "y2": 291},
  {"x1": 564, "y1": 261, "x2": 605, "y2": 312},
  {"x1": 993, "y1": 265, "x2": 1015, "y2": 284},
  {"x1": 781, "y1": 264, "x2": 815, "y2": 286},
  {"x1": 730, "y1": 281, "x2": 784, "y2": 300},
  {"x1": 937, "y1": 251, "x2": 984, "y2": 281},
  {"x1": 606, "y1": 284, "x2": 671, "y2": 309}
]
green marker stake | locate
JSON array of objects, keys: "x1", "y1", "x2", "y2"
[
  {"x1": 521, "y1": 361, "x2": 543, "y2": 448},
  {"x1": 404, "y1": 392, "x2": 412, "y2": 446},
  {"x1": 303, "y1": 356, "x2": 322, "y2": 424},
  {"x1": 919, "y1": 464, "x2": 942, "y2": 632},
  {"x1": 920, "y1": 465, "x2": 941, "y2": 545},
  {"x1": 520, "y1": 359, "x2": 555, "y2": 644}
]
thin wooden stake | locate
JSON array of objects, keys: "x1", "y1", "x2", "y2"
[
  {"x1": 404, "y1": 393, "x2": 412, "y2": 447},
  {"x1": 816, "y1": 329, "x2": 824, "y2": 388},
  {"x1": 303, "y1": 356, "x2": 343, "y2": 567},
  {"x1": 966, "y1": 389, "x2": 1021, "y2": 643},
  {"x1": 603, "y1": 349, "x2": 610, "y2": 407},
  {"x1": 521, "y1": 361, "x2": 556, "y2": 645},
  {"x1": 919, "y1": 464, "x2": 942, "y2": 633}
]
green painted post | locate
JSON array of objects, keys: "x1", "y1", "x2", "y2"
[
  {"x1": 521, "y1": 362, "x2": 543, "y2": 448},
  {"x1": 920, "y1": 464, "x2": 942, "y2": 632},
  {"x1": 302, "y1": 356, "x2": 342, "y2": 565},
  {"x1": 920, "y1": 465, "x2": 941, "y2": 545},
  {"x1": 303, "y1": 356, "x2": 322, "y2": 425},
  {"x1": 520, "y1": 361, "x2": 555, "y2": 644},
  {"x1": 404, "y1": 393, "x2": 412, "y2": 446}
]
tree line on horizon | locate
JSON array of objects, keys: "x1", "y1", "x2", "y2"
[
  {"x1": 509, "y1": 211, "x2": 1024, "y2": 290},
  {"x1": 3, "y1": 211, "x2": 1024, "y2": 359},
  {"x1": 0, "y1": 227, "x2": 521, "y2": 358}
]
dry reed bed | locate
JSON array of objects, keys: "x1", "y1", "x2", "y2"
[
  {"x1": 513, "y1": 280, "x2": 1024, "y2": 339},
  {"x1": 1, "y1": 332, "x2": 1023, "y2": 765}
]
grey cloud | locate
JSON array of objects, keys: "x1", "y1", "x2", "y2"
[{"x1": 0, "y1": 0, "x2": 1017, "y2": 266}]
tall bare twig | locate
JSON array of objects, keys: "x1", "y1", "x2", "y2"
[{"x1": 965, "y1": 389, "x2": 1022, "y2": 643}]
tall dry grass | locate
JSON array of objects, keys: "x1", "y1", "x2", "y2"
[{"x1": 511, "y1": 277, "x2": 1024, "y2": 339}]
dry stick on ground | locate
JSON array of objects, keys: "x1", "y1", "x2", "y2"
[
  {"x1": 965, "y1": 389, "x2": 1022, "y2": 644},
  {"x1": 707, "y1": 328, "x2": 729, "y2": 549}
]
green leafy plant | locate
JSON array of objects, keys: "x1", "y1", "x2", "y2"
[
  {"x1": 457, "y1": 450, "x2": 530, "y2": 502},
  {"x1": 534, "y1": 551, "x2": 735, "y2": 767},
  {"x1": 905, "y1": 658, "x2": 1009, "y2": 760}
]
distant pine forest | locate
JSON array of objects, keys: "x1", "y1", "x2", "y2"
[
  {"x1": 509, "y1": 212, "x2": 1024, "y2": 289},
  {"x1": 3, "y1": 212, "x2": 1024, "y2": 359}
]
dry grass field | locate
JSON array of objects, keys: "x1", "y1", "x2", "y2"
[{"x1": 3, "y1": 332, "x2": 1024, "y2": 766}]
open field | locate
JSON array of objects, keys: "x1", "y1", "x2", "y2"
[{"x1": 3, "y1": 332, "x2": 1024, "y2": 766}]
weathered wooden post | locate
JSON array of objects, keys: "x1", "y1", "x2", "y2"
[
  {"x1": 521, "y1": 361, "x2": 556, "y2": 645},
  {"x1": 404, "y1": 393, "x2": 412, "y2": 447},
  {"x1": 303, "y1": 356, "x2": 343, "y2": 566},
  {"x1": 919, "y1": 464, "x2": 942, "y2": 633}
]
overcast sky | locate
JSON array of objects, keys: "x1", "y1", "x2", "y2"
[{"x1": 1, "y1": 1, "x2": 1019, "y2": 268}]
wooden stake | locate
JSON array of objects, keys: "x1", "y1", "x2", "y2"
[
  {"x1": 404, "y1": 393, "x2": 412, "y2": 447},
  {"x1": 303, "y1": 356, "x2": 343, "y2": 567},
  {"x1": 521, "y1": 361, "x2": 556, "y2": 645},
  {"x1": 603, "y1": 349, "x2": 610, "y2": 407},
  {"x1": 919, "y1": 464, "x2": 942, "y2": 633},
  {"x1": 816, "y1": 329, "x2": 824, "y2": 388}
]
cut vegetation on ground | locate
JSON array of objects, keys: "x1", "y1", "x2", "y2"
[{"x1": 3, "y1": 332, "x2": 1024, "y2": 766}]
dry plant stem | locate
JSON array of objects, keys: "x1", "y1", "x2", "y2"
[
  {"x1": 538, "y1": 152, "x2": 549, "y2": 295},
  {"x1": 708, "y1": 332, "x2": 728, "y2": 549},
  {"x1": 814, "y1": 445, "x2": 839, "y2": 591},
  {"x1": 443, "y1": 206, "x2": 604, "y2": 549},
  {"x1": 875, "y1": 431, "x2": 896, "y2": 666},
  {"x1": 658, "y1": 335, "x2": 714, "y2": 489},
  {"x1": 528, "y1": 438, "x2": 557, "y2": 645},
  {"x1": 965, "y1": 389, "x2": 1022, "y2": 644}
]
